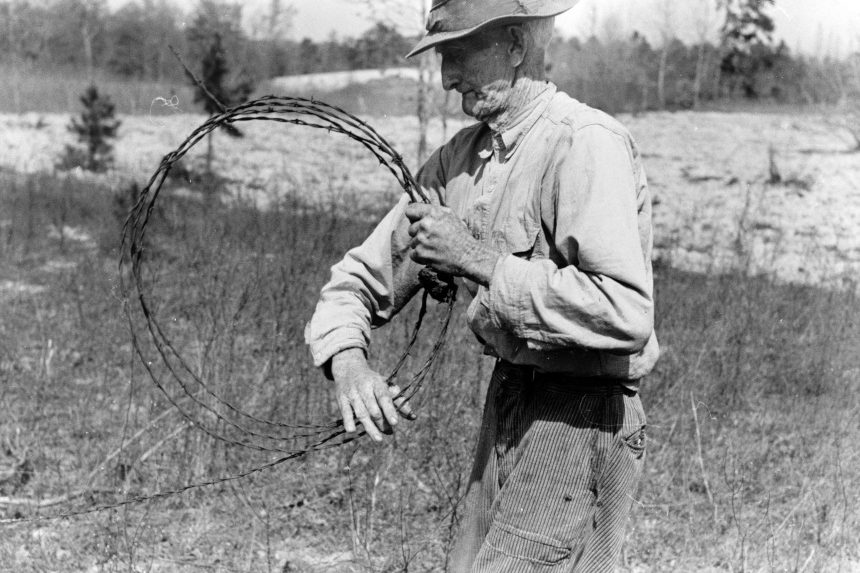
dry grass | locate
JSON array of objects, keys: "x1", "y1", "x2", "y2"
[
  {"x1": 0, "y1": 163, "x2": 857, "y2": 572},
  {"x1": 0, "y1": 64, "x2": 456, "y2": 121},
  {"x1": 0, "y1": 65, "x2": 197, "y2": 116},
  {"x1": 0, "y1": 71, "x2": 858, "y2": 570}
]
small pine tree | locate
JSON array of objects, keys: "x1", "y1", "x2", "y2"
[
  {"x1": 59, "y1": 84, "x2": 122, "y2": 172},
  {"x1": 191, "y1": 31, "x2": 254, "y2": 173},
  {"x1": 196, "y1": 32, "x2": 254, "y2": 137},
  {"x1": 183, "y1": 1, "x2": 255, "y2": 178},
  {"x1": 718, "y1": 0, "x2": 777, "y2": 98}
]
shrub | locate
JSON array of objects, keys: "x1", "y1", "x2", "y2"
[{"x1": 57, "y1": 83, "x2": 121, "y2": 172}]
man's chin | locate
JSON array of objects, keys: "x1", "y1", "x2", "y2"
[
  {"x1": 461, "y1": 102, "x2": 493, "y2": 121},
  {"x1": 460, "y1": 94, "x2": 478, "y2": 119},
  {"x1": 461, "y1": 95, "x2": 498, "y2": 122}
]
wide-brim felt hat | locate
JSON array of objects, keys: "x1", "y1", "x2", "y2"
[{"x1": 406, "y1": 0, "x2": 581, "y2": 58}]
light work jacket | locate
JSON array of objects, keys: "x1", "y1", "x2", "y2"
[{"x1": 305, "y1": 83, "x2": 659, "y2": 382}]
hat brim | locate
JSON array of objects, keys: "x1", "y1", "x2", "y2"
[
  {"x1": 406, "y1": 14, "x2": 543, "y2": 58},
  {"x1": 405, "y1": 2, "x2": 579, "y2": 59}
]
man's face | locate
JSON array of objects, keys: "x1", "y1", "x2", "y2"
[{"x1": 436, "y1": 29, "x2": 515, "y2": 121}]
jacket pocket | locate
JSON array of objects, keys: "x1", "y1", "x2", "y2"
[
  {"x1": 484, "y1": 521, "x2": 571, "y2": 566},
  {"x1": 490, "y1": 215, "x2": 541, "y2": 259}
]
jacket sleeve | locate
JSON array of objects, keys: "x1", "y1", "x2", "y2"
[
  {"x1": 483, "y1": 124, "x2": 654, "y2": 353},
  {"x1": 304, "y1": 148, "x2": 446, "y2": 368}
]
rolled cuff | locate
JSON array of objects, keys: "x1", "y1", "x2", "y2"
[
  {"x1": 486, "y1": 254, "x2": 530, "y2": 332},
  {"x1": 304, "y1": 323, "x2": 369, "y2": 369}
]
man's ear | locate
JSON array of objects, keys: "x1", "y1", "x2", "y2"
[{"x1": 506, "y1": 25, "x2": 527, "y2": 68}]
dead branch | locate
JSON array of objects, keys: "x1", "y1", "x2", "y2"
[
  {"x1": 84, "y1": 404, "x2": 179, "y2": 484},
  {"x1": 691, "y1": 390, "x2": 718, "y2": 524},
  {"x1": 0, "y1": 488, "x2": 115, "y2": 508},
  {"x1": 136, "y1": 422, "x2": 189, "y2": 465}
]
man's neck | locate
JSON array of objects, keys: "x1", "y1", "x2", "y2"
[{"x1": 486, "y1": 76, "x2": 548, "y2": 133}]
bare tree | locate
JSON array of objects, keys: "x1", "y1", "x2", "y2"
[
  {"x1": 80, "y1": 2, "x2": 97, "y2": 80},
  {"x1": 44, "y1": 0, "x2": 106, "y2": 82},
  {"x1": 248, "y1": 0, "x2": 296, "y2": 78},
  {"x1": 247, "y1": 0, "x2": 295, "y2": 42},
  {"x1": 599, "y1": 12, "x2": 625, "y2": 44},
  {"x1": 691, "y1": 0, "x2": 719, "y2": 108},
  {"x1": 839, "y1": 54, "x2": 860, "y2": 150},
  {"x1": 63, "y1": 0, "x2": 105, "y2": 82},
  {"x1": 654, "y1": 0, "x2": 676, "y2": 109},
  {"x1": 584, "y1": 2, "x2": 599, "y2": 40},
  {"x1": 360, "y1": 0, "x2": 435, "y2": 163},
  {"x1": 4, "y1": 0, "x2": 22, "y2": 112}
]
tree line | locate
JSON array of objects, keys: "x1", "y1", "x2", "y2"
[
  {"x1": 549, "y1": 0, "x2": 857, "y2": 112},
  {"x1": 0, "y1": 0, "x2": 412, "y2": 82},
  {"x1": 549, "y1": 33, "x2": 855, "y2": 112},
  {"x1": 0, "y1": 0, "x2": 857, "y2": 114}
]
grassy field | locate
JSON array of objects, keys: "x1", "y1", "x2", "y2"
[
  {"x1": 0, "y1": 65, "x2": 197, "y2": 117},
  {"x1": 0, "y1": 64, "x2": 455, "y2": 119},
  {"x1": 0, "y1": 72, "x2": 859, "y2": 570},
  {"x1": 0, "y1": 160, "x2": 857, "y2": 572}
]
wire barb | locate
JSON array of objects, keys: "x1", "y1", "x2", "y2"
[{"x1": 168, "y1": 44, "x2": 227, "y2": 113}]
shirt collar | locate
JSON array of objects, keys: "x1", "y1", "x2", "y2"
[{"x1": 492, "y1": 82, "x2": 556, "y2": 161}]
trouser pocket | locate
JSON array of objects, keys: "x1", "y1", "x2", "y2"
[
  {"x1": 485, "y1": 521, "x2": 571, "y2": 565},
  {"x1": 617, "y1": 392, "x2": 647, "y2": 462}
]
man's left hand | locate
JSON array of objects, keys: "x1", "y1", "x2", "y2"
[{"x1": 405, "y1": 204, "x2": 500, "y2": 286}]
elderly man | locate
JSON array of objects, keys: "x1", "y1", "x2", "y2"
[{"x1": 305, "y1": 0, "x2": 659, "y2": 570}]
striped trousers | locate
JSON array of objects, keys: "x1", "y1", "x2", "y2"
[{"x1": 449, "y1": 361, "x2": 646, "y2": 572}]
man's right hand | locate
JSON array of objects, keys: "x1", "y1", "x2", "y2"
[{"x1": 331, "y1": 349, "x2": 414, "y2": 442}]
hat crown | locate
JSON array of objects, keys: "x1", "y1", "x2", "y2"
[
  {"x1": 425, "y1": 0, "x2": 570, "y2": 34},
  {"x1": 406, "y1": 0, "x2": 580, "y2": 58}
]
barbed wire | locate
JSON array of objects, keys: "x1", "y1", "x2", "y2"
[
  {"x1": 122, "y1": 95, "x2": 452, "y2": 444},
  {"x1": 0, "y1": 427, "x2": 356, "y2": 525},
  {"x1": 0, "y1": 96, "x2": 456, "y2": 525}
]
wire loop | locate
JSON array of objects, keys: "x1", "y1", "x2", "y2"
[{"x1": 0, "y1": 96, "x2": 456, "y2": 524}]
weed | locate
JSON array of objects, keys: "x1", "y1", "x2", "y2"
[{"x1": 0, "y1": 160, "x2": 858, "y2": 571}]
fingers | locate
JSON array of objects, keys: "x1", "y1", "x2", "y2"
[
  {"x1": 407, "y1": 221, "x2": 420, "y2": 238},
  {"x1": 406, "y1": 218, "x2": 436, "y2": 264},
  {"x1": 337, "y1": 382, "x2": 382, "y2": 441},
  {"x1": 336, "y1": 376, "x2": 416, "y2": 443},
  {"x1": 338, "y1": 380, "x2": 396, "y2": 443},
  {"x1": 405, "y1": 203, "x2": 433, "y2": 222},
  {"x1": 389, "y1": 385, "x2": 416, "y2": 420},
  {"x1": 407, "y1": 208, "x2": 431, "y2": 240},
  {"x1": 407, "y1": 222, "x2": 427, "y2": 253},
  {"x1": 405, "y1": 203, "x2": 455, "y2": 224},
  {"x1": 377, "y1": 385, "x2": 400, "y2": 429},
  {"x1": 351, "y1": 392, "x2": 384, "y2": 442},
  {"x1": 338, "y1": 394, "x2": 356, "y2": 434}
]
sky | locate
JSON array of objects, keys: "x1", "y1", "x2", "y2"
[{"x1": 284, "y1": 0, "x2": 859, "y2": 57}]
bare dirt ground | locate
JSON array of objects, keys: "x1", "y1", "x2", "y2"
[
  {"x1": 1, "y1": 108, "x2": 856, "y2": 288},
  {"x1": 625, "y1": 111, "x2": 860, "y2": 288}
]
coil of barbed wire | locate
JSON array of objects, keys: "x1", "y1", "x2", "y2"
[{"x1": 120, "y1": 95, "x2": 456, "y2": 460}]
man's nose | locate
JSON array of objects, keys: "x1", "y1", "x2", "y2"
[{"x1": 440, "y1": 58, "x2": 459, "y2": 91}]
